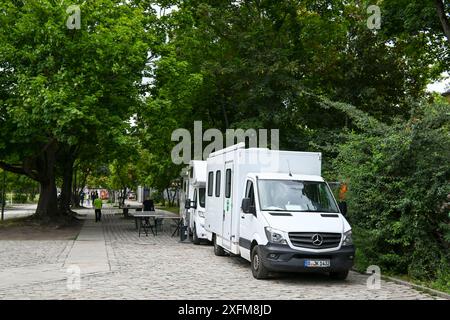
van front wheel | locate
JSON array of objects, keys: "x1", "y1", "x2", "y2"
[
  {"x1": 213, "y1": 235, "x2": 226, "y2": 256},
  {"x1": 251, "y1": 246, "x2": 269, "y2": 279}
]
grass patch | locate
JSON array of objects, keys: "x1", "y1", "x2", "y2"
[
  {"x1": 0, "y1": 216, "x2": 83, "y2": 240},
  {"x1": 354, "y1": 246, "x2": 450, "y2": 295},
  {"x1": 156, "y1": 206, "x2": 179, "y2": 214},
  {"x1": 0, "y1": 216, "x2": 32, "y2": 228},
  {"x1": 379, "y1": 271, "x2": 450, "y2": 295}
]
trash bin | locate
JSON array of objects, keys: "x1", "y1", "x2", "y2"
[{"x1": 180, "y1": 225, "x2": 188, "y2": 241}]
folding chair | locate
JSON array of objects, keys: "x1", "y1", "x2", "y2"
[{"x1": 138, "y1": 217, "x2": 156, "y2": 237}]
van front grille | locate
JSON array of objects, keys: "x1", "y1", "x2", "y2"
[{"x1": 288, "y1": 232, "x2": 341, "y2": 249}]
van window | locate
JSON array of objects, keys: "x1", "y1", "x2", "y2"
[
  {"x1": 245, "y1": 180, "x2": 255, "y2": 207},
  {"x1": 225, "y1": 169, "x2": 232, "y2": 198},
  {"x1": 208, "y1": 172, "x2": 214, "y2": 196},
  {"x1": 199, "y1": 188, "x2": 206, "y2": 208},
  {"x1": 215, "y1": 170, "x2": 221, "y2": 197},
  {"x1": 193, "y1": 188, "x2": 197, "y2": 207}
]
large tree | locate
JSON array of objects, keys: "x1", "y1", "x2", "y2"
[{"x1": 0, "y1": 0, "x2": 154, "y2": 219}]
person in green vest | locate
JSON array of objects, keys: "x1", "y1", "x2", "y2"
[{"x1": 94, "y1": 196, "x2": 103, "y2": 222}]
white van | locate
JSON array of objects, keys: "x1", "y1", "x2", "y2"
[
  {"x1": 204, "y1": 143, "x2": 355, "y2": 279},
  {"x1": 180, "y1": 160, "x2": 210, "y2": 244}
]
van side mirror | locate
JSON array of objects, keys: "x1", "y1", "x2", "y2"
[
  {"x1": 241, "y1": 198, "x2": 256, "y2": 215},
  {"x1": 185, "y1": 199, "x2": 197, "y2": 209},
  {"x1": 338, "y1": 201, "x2": 347, "y2": 216}
]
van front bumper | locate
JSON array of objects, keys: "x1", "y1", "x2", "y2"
[{"x1": 259, "y1": 243, "x2": 355, "y2": 273}]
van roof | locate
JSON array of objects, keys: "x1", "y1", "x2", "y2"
[
  {"x1": 249, "y1": 172, "x2": 324, "y2": 182},
  {"x1": 189, "y1": 160, "x2": 207, "y2": 185}
]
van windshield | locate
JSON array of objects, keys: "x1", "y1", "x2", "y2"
[{"x1": 257, "y1": 180, "x2": 339, "y2": 213}]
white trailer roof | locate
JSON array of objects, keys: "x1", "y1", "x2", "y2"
[
  {"x1": 249, "y1": 173, "x2": 324, "y2": 182},
  {"x1": 189, "y1": 160, "x2": 207, "y2": 186},
  {"x1": 207, "y1": 145, "x2": 321, "y2": 176}
]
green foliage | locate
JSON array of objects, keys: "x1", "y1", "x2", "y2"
[
  {"x1": 334, "y1": 101, "x2": 450, "y2": 283},
  {"x1": 0, "y1": 0, "x2": 155, "y2": 215},
  {"x1": 0, "y1": 169, "x2": 39, "y2": 203}
]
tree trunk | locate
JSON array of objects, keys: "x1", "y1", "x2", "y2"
[
  {"x1": 59, "y1": 156, "x2": 75, "y2": 215},
  {"x1": 0, "y1": 139, "x2": 60, "y2": 219},
  {"x1": 35, "y1": 143, "x2": 59, "y2": 218},
  {"x1": 71, "y1": 166, "x2": 80, "y2": 208},
  {"x1": 121, "y1": 187, "x2": 127, "y2": 207},
  {"x1": 166, "y1": 188, "x2": 175, "y2": 207},
  {"x1": 434, "y1": 0, "x2": 450, "y2": 44},
  {"x1": 36, "y1": 178, "x2": 58, "y2": 218}
]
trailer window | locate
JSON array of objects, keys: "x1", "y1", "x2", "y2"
[
  {"x1": 208, "y1": 172, "x2": 214, "y2": 196},
  {"x1": 199, "y1": 188, "x2": 206, "y2": 208},
  {"x1": 215, "y1": 170, "x2": 221, "y2": 197},
  {"x1": 225, "y1": 169, "x2": 232, "y2": 198}
]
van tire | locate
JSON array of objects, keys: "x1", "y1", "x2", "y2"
[
  {"x1": 251, "y1": 246, "x2": 269, "y2": 279},
  {"x1": 330, "y1": 270, "x2": 349, "y2": 280},
  {"x1": 192, "y1": 224, "x2": 200, "y2": 245},
  {"x1": 213, "y1": 235, "x2": 226, "y2": 256}
]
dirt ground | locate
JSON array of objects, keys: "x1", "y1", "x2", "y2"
[{"x1": 0, "y1": 219, "x2": 83, "y2": 240}]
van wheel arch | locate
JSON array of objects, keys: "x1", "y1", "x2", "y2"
[
  {"x1": 250, "y1": 244, "x2": 269, "y2": 279},
  {"x1": 213, "y1": 234, "x2": 226, "y2": 256},
  {"x1": 192, "y1": 223, "x2": 200, "y2": 245},
  {"x1": 250, "y1": 240, "x2": 258, "y2": 253}
]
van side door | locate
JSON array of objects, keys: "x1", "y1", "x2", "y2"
[
  {"x1": 222, "y1": 162, "x2": 233, "y2": 249},
  {"x1": 239, "y1": 179, "x2": 257, "y2": 255}
]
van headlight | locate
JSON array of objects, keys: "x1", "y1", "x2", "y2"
[
  {"x1": 342, "y1": 230, "x2": 353, "y2": 246},
  {"x1": 265, "y1": 227, "x2": 287, "y2": 244},
  {"x1": 198, "y1": 211, "x2": 205, "y2": 218}
]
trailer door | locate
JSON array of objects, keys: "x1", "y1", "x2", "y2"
[{"x1": 222, "y1": 161, "x2": 233, "y2": 249}]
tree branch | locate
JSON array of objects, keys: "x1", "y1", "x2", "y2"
[
  {"x1": 0, "y1": 160, "x2": 41, "y2": 181},
  {"x1": 434, "y1": 0, "x2": 450, "y2": 43},
  {"x1": 0, "y1": 161, "x2": 27, "y2": 176}
]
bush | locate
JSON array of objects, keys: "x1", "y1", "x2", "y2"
[
  {"x1": 334, "y1": 101, "x2": 450, "y2": 284},
  {"x1": 12, "y1": 193, "x2": 28, "y2": 203}
]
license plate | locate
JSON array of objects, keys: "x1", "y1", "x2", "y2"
[{"x1": 304, "y1": 259, "x2": 330, "y2": 268}]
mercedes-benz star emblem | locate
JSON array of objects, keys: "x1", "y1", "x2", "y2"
[{"x1": 312, "y1": 234, "x2": 323, "y2": 246}]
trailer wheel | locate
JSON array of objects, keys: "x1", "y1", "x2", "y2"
[
  {"x1": 213, "y1": 234, "x2": 226, "y2": 256},
  {"x1": 192, "y1": 224, "x2": 200, "y2": 245},
  {"x1": 329, "y1": 270, "x2": 349, "y2": 280},
  {"x1": 251, "y1": 246, "x2": 269, "y2": 279}
]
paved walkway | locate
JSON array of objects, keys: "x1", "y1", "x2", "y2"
[
  {"x1": 1, "y1": 204, "x2": 37, "y2": 219},
  {"x1": 63, "y1": 218, "x2": 110, "y2": 274},
  {"x1": 0, "y1": 211, "x2": 445, "y2": 299},
  {"x1": 0, "y1": 212, "x2": 110, "y2": 290}
]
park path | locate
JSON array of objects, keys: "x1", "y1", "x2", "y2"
[
  {"x1": 1, "y1": 204, "x2": 37, "y2": 220},
  {"x1": 63, "y1": 218, "x2": 110, "y2": 274},
  {"x1": 0, "y1": 211, "x2": 110, "y2": 290}
]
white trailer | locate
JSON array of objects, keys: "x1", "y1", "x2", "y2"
[
  {"x1": 180, "y1": 160, "x2": 210, "y2": 244},
  {"x1": 204, "y1": 143, "x2": 355, "y2": 279}
]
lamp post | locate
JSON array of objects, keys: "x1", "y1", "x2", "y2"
[{"x1": 1, "y1": 170, "x2": 5, "y2": 221}]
